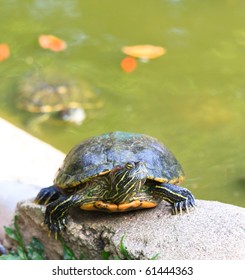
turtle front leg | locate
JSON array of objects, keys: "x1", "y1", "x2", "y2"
[
  {"x1": 44, "y1": 194, "x2": 75, "y2": 236},
  {"x1": 153, "y1": 183, "x2": 195, "y2": 214},
  {"x1": 43, "y1": 192, "x2": 87, "y2": 236}
]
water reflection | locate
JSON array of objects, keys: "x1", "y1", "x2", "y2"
[{"x1": 28, "y1": 0, "x2": 80, "y2": 18}]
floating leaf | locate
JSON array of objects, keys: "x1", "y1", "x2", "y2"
[
  {"x1": 122, "y1": 45, "x2": 166, "y2": 62},
  {"x1": 0, "y1": 43, "x2": 10, "y2": 62},
  {"x1": 38, "y1": 34, "x2": 67, "y2": 52},
  {"x1": 120, "y1": 56, "x2": 137, "y2": 73}
]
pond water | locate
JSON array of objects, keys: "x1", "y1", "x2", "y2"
[{"x1": 0, "y1": 0, "x2": 244, "y2": 207}]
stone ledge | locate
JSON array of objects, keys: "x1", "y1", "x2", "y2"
[
  {"x1": 0, "y1": 118, "x2": 65, "y2": 239},
  {"x1": 8, "y1": 199, "x2": 245, "y2": 260}
]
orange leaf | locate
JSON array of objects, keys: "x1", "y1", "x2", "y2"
[
  {"x1": 0, "y1": 44, "x2": 10, "y2": 62},
  {"x1": 38, "y1": 35, "x2": 67, "y2": 52},
  {"x1": 122, "y1": 45, "x2": 166, "y2": 61},
  {"x1": 121, "y1": 56, "x2": 137, "y2": 73}
]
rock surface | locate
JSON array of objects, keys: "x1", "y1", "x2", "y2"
[
  {"x1": 0, "y1": 118, "x2": 65, "y2": 239},
  {"x1": 9, "y1": 199, "x2": 245, "y2": 260}
]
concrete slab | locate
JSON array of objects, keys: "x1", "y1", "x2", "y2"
[{"x1": 0, "y1": 118, "x2": 65, "y2": 238}]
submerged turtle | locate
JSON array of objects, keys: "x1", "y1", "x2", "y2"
[
  {"x1": 35, "y1": 131, "x2": 195, "y2": 235},
  {"x1": 18, "y1": 74, "x2": 102, "y2": 125}
]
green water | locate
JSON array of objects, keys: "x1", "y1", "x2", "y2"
[{"x1": 0, "y1": 0, "x2": 244, "y2": 207}]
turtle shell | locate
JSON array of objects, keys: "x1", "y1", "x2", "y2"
[
  {"x1": 54, "y1": 131, "x2": 185, "y2": 189},
  {"x1": 19, "y1": 80, "x2": 80, "y2": 113}
]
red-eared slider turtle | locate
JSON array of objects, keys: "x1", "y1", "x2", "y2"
[
  {"x1": 18, "y1": 74, "x2": 102, "y2": 125},
  {"x1": 35, "y1": 131, "x2": 195, "y2": 235}
]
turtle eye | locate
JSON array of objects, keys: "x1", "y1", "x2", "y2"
[{"x1": 125, "y1": 162, "x2": 135, "y2": 169}]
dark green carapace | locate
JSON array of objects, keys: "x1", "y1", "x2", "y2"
[{"x1": 35, "y1": 132, "x2": 195, "y2": 235}]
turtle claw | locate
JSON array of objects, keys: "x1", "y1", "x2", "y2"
[
  {"x1": 190, "y1": 200, "x2": 196, "y2": 208},
  {"x1": 172, "y1": 194, "x2": 195, "y2": 215},
  {"x1": 172, "y1": 201, "x2": 185, "y2": 215},
  {"x1": 47, "y1": 230, "x2": 58, "y2": 240}
]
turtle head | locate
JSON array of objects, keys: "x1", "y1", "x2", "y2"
[{"x1": 108, "y1": 161, "x2": 148, "y2": 202}]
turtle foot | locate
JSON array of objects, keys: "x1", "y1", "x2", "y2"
[
  {"x1": 34, "y1": 186, "x2": 61, "y2": 205},
  {"x1": 171, "y1": 191, "x2": 196, "y2": 215},
  {"x1": 43, "y1": 197, "x2": 72, "y2": 236},
  {"x1": 44, "y1": 207, "x2": 67, "y2": 237}
]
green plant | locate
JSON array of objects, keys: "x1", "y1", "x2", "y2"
[
  {"x1": 60, "y1": 238, "x2": 89, "y2": 260},
  {"x1": 0, "y1": 216, "x2": 88, "y2": 260},
  {"x1": 102, "y1": 234, "x2": 159, "y2": 260},
  {"x1": 0, "y1": 216, "x2": 46, "y2": 260},
  {"x1": 101, "y1": 234, "x2": 129, "y2": 260},
  {"x1": 117, "y1": 234, "x2": 132, "y2": 260}
]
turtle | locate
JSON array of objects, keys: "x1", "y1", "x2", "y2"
[
  {"x1": 35, "y1": 131, "x2": 195, "y2": 235},
  {"x1": 18, "y1": 74, "x2": 102, "y2": 125}
]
